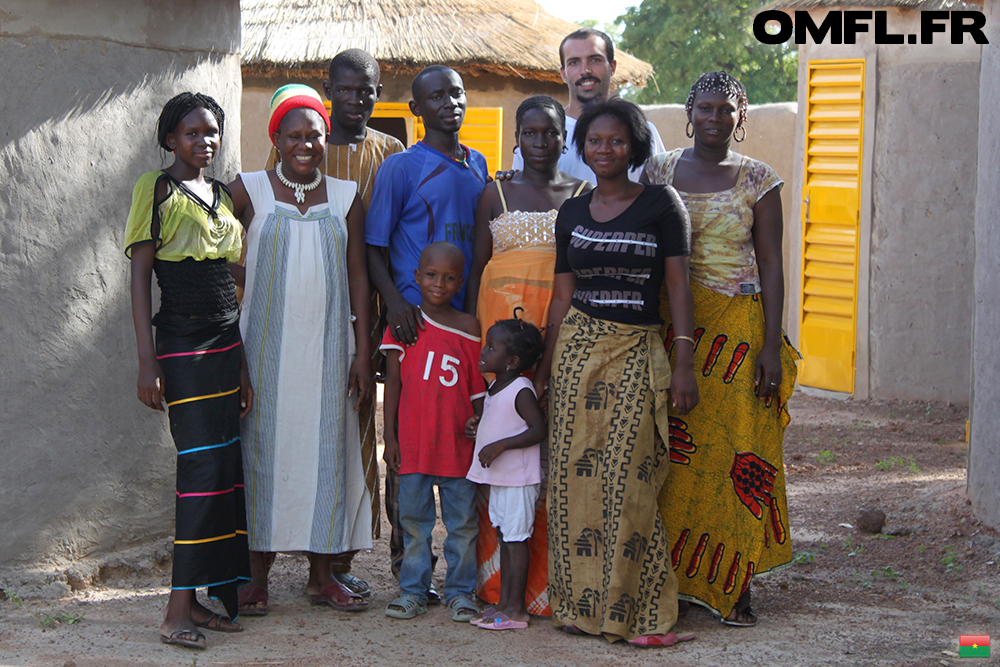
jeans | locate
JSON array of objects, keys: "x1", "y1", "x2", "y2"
[{"x1": 397, "y1": 473, "x2": 478, "y2": 604}]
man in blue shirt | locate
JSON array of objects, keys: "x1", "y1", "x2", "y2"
[
  {"x1": 366, "y1": 66, "x2": 489, "y2": 346},
  {"x1": 365, "y1": 65, "x2": 489, "y2": 593}
]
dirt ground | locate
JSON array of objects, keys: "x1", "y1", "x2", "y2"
[{"x1": 1, "y1": 393, "x2": 998, "y2": 667}]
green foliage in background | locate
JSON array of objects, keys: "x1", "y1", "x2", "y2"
[{"x1": 617, "y1": 0, "x2": 798, "y2": 105}]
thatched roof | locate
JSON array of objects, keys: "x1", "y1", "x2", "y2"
[
  {"x1": 762, "y1": 0, "x2": 979, "y2": 9},
  {"x1": 241, "y1": 0, "x2": 654, "y2": 86}
]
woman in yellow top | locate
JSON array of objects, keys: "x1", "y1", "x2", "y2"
[
  {"x1": 125, "y1": 93, "x2": 252, "y2": 650},
  {"x1": 641, "y1": 71, "x2": 799, "y2": 627}
]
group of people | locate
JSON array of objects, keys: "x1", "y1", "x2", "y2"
[{"x1": 126, "y1": 28, "x2": 798, "y2": 652}]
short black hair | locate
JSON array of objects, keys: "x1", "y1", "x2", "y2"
[
  {"x1": 489, "y1": 313, "x2": 544, "y2": 373},
  {"x1": 411, "y1": 65, "x2": 460, "y2": 100},
  {"x1": 559, "y1": 28, "x2": 615, "y2": 68},
  {"x1": 157, "y1": 92, "x2": 224, "y2": 152},
  {"x1": 573, "y1": 98, "x2": 653, "y2": 171},
  {"x1": 328, "y1": 48, "x2": 380, "y2": 84},
  {"x1": 515, "y1": 95, "x2": 566, "y2": 138},
  {"x1": 418, "y1": 240, "x2": 465, "y2": 272}
]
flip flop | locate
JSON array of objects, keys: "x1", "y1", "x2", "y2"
[
  {"x1": 238, "y1": 585, "x2": 269, "y2": 616},
  {"x1": 310, "y1": 581, "x2": 370, "y2": 612},
  {"x1": 194, "y1": 612, "x2": 243, "y2": 633},
  {"x1": 470, "y1": 606, "x2": 498, "y2": 626},
  {"x1": 628, "y1": 632, "x2": 697, "y2": 648},
  {"x1": 479, "y1": 612, "x2": 528, "y2": 631},
  {"x1": 560, "y1": 624, "x2": 587, "y2": 635},
  {"x1": 160, "y1": 628, "x2": 207, "y2": 650},
  {"x1": 333, "y1": 572, "x2": 372, "y2": 598},
  {"x1": 721, "y1": 605, "x2": 757, "y2": 627}
]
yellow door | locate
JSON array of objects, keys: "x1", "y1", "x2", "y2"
[
  {"x1": 367, "y1": 102, "x2": 504, "y2": 175},
  {"x1": 798, "y1": 60, "x2": 865, "y2": 394}
]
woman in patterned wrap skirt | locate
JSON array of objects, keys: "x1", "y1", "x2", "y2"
[{"x1": 533, "y1": 98, "x2": 699, "y2": 647}]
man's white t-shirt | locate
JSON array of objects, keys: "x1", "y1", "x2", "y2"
[{"x1": 512, "y1": 115, "x2": 666, "y2": 183}]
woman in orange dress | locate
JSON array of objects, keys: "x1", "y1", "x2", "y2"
[{"x1": 465, "y1": 95, "x2": 588, "y2": 617}]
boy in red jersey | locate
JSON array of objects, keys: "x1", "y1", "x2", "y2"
[{"x1": 380, "y1": 242, "x2": 486, "y2": 621}]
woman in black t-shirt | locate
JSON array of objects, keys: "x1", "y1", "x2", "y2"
[{"x1": 533, "y1": 99, "x2": 699, "y2": 646}]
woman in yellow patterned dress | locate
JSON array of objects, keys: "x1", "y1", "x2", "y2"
[
  {"x1": 641, "y1": 71, "x2": 799, "y2": 627},
  {"x1": 465, "y1": 95, "x2": 588, "y2": 619}
]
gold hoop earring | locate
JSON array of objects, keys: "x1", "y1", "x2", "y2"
[
  {"x1": 734, "y1": 125, "x2": 746, "y2": 143},
  {"x1": 685, "y1": 121, "x2": 693, "y2": 139}
]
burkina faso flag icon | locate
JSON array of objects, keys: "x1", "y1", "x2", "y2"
[{"x1": 960, "y1": 635, "x2": 990, "y2": 658}]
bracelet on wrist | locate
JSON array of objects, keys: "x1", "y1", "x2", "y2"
[{"x1": 674, "y1": 335, "x2": 695, "y2": 344}]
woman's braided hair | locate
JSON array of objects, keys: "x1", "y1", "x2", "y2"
[
  {"x1": 685, "y1": 71, "x2": 748, "y2": 136},
  {"x1": 515, "y1": 95, "x2": 567, "y2": 138},
  {"x1": 156, "y1": 92, "x2": 225, "y2": 152}
]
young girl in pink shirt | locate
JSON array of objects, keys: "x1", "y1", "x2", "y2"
[{"x1": 466, "y1": 316, "x2": 547, "y2": 630}]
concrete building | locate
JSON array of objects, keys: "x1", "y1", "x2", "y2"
[
  {"x1": 968, "y1": 0, "x2": 999, "y2": 529},
  {"x1": 766, "y1": 0, "x2": 982, "y2": 402},
  {"x1": 239, "y1": 0, "x2": 654, "y2": 172},
  {"x1": 0, "y1": 2, "x2": 242, "y2": 568}
]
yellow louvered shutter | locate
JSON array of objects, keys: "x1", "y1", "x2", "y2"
[
  {"x1": 799, "y1": 60, "x2": 866, "y2": 394},
  {"x1": 410, "y1": 106, "x2": 504, "y2": 175},
  {"x1": 324, "y1": 101, "x2": 503, "y2": 175},
  {"x1": 455, "y1": 107, "x2": 503, "y2": 176}
]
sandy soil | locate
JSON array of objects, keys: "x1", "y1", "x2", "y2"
[{"x1": 1, "y1": 394, "x2": 998, "y2": 667}]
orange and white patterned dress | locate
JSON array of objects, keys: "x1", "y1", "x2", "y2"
[{"x1": 473, "y1": 179, "x2": 587, "y2": 616}]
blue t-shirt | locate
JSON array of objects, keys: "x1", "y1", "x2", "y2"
[{"x1": 366, "y1": 141, "x2": 489, "y2": 308}]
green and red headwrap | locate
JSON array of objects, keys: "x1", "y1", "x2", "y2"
[{"x1": 268, "y1": 84, "x2": 330, "y2": 144}]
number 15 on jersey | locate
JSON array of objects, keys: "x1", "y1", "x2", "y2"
[{"x1": 422, "y1": 351, "x2": 460, "y2": 387}]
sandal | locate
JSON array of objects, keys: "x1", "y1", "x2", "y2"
[
  {"x1": 238, "y1": 585, "x2": 269, "y2": 617},
  {"x1": 722, "y1": 605, "x2": 758, "y2": 627},
  {"x1": 722, "y1": 591, "x2": 757, "y2": 627},
  {"x1": 447, "y1": 596, "x2": 479, "y2": 622},
  {"x1": 628, "y1": 632, "x2": 697, "y2": 647},
  {"x1": 561, "y1": 624, "x2": 587, "y2": 635},
  {"x1": 160, "y1": 628, "x2": 206, "y2": 650},
  {"x1": 194, "y1": 612, "x2": 243, "y2": 633},
  {"x1": 310, "y1": 581, "x2": 370, "y2": 612},
  {"x1": 479, "y1": 612, "x2": 528, "y2": 631},
  {"x1": 470, "y1": 605, "x2": 498, "y2": 625},
  {"x1": 333, "y1": 572, "x2": 372, "y2": 598},
  {"x1": 385, "y1": 595, "x2": 427, "y2": 620}
]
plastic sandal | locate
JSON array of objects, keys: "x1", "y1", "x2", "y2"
[
  {"x1": 447, "y1": 596, "x2": 479, "y2": 622},
  {"x1": 310, "y1": 581, "x2": 370, "y2": 612},
  {"x1": 479, "y1": 612, "x2": 528, "y2": 631},
  {"x1": 194, "y1": 612, "x2": 243, "y2": 633},
  {"x1": 628, "y1": 632, "x2": 697, "y2": 647},
  {"x1": 470, "y1": 606, "x2": 498, "y2": 625},
  {"x1": 333, "y1": 571, "x2": 372, "y2": 598},
  {"x1": 385, "y1": 595, "x2": 427, "y2": 620},
  {"x1": 238, "y1": 585, "x2": 269, "y2": 616},
  {"x1": 160, "y1": 628, "x2": 207, "y2": 650}
]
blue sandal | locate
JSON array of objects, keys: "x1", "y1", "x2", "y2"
[
  {"x1": 447, "y1": 596, "x2": 479, "y2": 622},
  {"x1": 385, "y1": 595, "x2": 427, "y2": 620}
]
